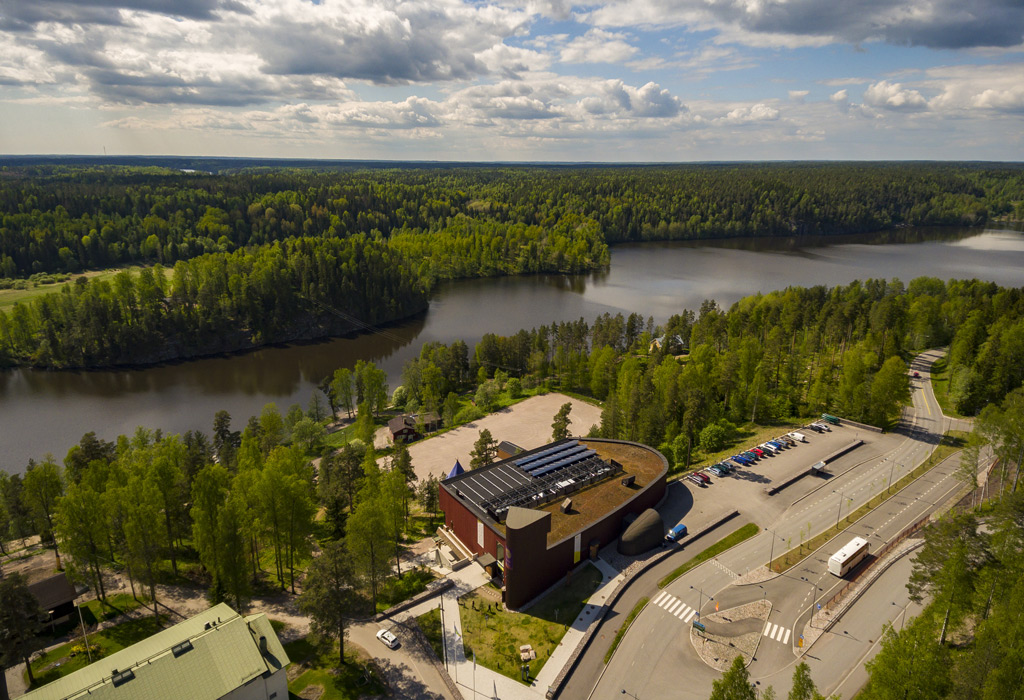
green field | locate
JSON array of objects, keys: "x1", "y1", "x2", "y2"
[{"x1": 0, "y1": 268, "x2": 133, "y2": 310}]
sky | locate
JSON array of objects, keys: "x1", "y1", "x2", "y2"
[{"x1": 1, "y1": 0, "x2": 1022, "y2": 162}]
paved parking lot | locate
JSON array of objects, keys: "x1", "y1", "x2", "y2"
[{"x1": 658, "y1": 421, "x2": 906, "y2": 533}]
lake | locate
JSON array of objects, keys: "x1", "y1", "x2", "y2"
[{"x1": 3, "y1": 227, "x2": 1024, "y2": 473}]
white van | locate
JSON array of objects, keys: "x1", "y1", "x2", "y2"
[{"x1": 788, "y1": 431, "x2": 808, "y2": 442}]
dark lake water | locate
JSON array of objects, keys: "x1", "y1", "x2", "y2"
[{"x1": 3, "y1": 227, "x2": 1024, "y2": 473}]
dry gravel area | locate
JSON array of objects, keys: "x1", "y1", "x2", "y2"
[{"x1": 392, "y1": 393, "x2": 603, "y2": 484}]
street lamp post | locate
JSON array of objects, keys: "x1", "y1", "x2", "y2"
[
  {"x1": 690, "y1": 585, "x2": 712, "y2": 618},
  {"x1": 835, "y1": 490, "x2": 846, "y2": 528},
  {"x1": 766, "y1": 528, "x2": 777, "y2": 571}
]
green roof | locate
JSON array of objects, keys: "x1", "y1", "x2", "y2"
[{"x1": 24, "y1": 603, "x2": 289, "y2": 700}]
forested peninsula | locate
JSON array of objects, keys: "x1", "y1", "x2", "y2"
[{"x1": 1, "y1": 161, "x2": 1022, "y2": 368}]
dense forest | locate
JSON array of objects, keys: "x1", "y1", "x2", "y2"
[
  {"x1": 0, "y1": 236, "x2": 428, "y2": 366},
  {"x1": 1, "y1": 162, "x2": 1022, "y2": 277},
  {"x1": 2, "y1": 162, "x2": 1023, "y2": 367}
]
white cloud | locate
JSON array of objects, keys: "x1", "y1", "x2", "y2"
[
  {"x1": 863, "y1": 80, "x2": 928, "y2": 111},
  {"x1": 923, "y1": 63, "x2": 1024, "y2": 114},
  {"x1": 720, "y1": 102, "x2": 780, "y2": 123},
  {"x1": 558, "y1": 28, "x2": 639, "y2": 64},
  {"x1": 788, "y1": 90, "x2": 809, "y2": 103}
]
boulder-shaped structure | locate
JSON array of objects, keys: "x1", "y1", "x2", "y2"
[{"x1": 618, "y1": 508, "x2": 664, "y2": 555}]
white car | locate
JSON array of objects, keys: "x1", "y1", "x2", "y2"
[
  {"x1": 788, "y1": 431, "x2": 808, "y2": 442},
  {"x1": 376, "y1": 629, "x2": 399, "y2": 649}
]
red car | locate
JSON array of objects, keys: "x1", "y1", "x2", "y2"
[
  {"x1": 913, "y1": 371, "x2": 921, "y2": 378},
  {"x1": 749, "y1": 447, "x2": 765, "y2": 457}
]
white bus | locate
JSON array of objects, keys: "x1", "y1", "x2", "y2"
[{"x1": 828, "y1": 537, "x2": 869, "y2": 577}]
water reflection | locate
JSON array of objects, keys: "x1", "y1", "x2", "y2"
[{"x1": 3, "y1": 227, "x2": 1024, "y2": 472}]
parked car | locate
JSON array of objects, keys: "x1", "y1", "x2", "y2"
[
  {"x1": 686, "y1": 474, "x2": 705, "y2": 486},
  {"x1": 717, "y1": 462, "x2": 734, "y2": 473},
  {"x1": 812, "y1": 421, "x2": 832, "y2": 432},
  {"x1": 749, "y1": 447, "x2": 765, "y2": 457},
  {"x1": 759, "y1": 442, "x2": 779, "y2": 454},
  {"x1": 821, "y1": 413, "x2": 841, "y2": 425},
  {"x1": 788, "y1": 431, "x2": 808, "y2": 442},
  {"x1": 778, "y1": 435, "x2": 797, "y2": 446},
  {"x1": 666, "y1": 523, "x2": 689, "y2": 541},
  {"x1": 768, "y1": 439, "x2": 788, "y2": 450},
  {"x1": 694, "y1": 471, "x2": 711, "y2": 484},
  {"x1": 708, "y1": 465, "x2": 725, "y2": 477},
  {"x1": 732, "y1": 454, "x2": 752, "y2": 466},
  {"x1": 806, "y1": 423, "x2": 826, "y2": 433},
  {"x1": 376, "y1": 629, "x2": 399, "y2": 649},
  {"x1": 742, "y1": 450, "x2": 760, "y2": 461}
]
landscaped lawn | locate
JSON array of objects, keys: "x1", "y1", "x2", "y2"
[
  {"x1": 28, "y1": 615, "x2": 167, "y2": 689},
  {"x1": 459, "y1": 562, "x2": 603, "y2": 684},
  {"x1": 417, "y1": 608, "x2": 444, "y2": 662},
  {"x1": 284, "y1": 636, "x2": 386, "y2": 700}
]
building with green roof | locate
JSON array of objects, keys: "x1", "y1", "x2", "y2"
[{"x1": 23, "y1": 603, "x2": 289, "y2": 700}]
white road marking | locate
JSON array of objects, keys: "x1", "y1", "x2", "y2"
[
  {"x1": 782, "y1": 628, "x2": 791, "y2": 644},
  {"x1": 684, "y1": 609, "x2": 696, "y2": 623},
  {"x1": 653, "y1": 591, "x2": 668, "y2": 606},
  {"x1": 763, "y1": 622, "x2": 772, "y2": 637},
  {"x1": 668, "y1": 600, "x2": 682, "y2": 615}
]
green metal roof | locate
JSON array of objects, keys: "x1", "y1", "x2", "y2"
[{"x1": 24, "y1": 603, "x2": 289, "y2": 700}]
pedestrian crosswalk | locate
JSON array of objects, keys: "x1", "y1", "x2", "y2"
[
  {"x1": 762, "y1": 621, "x2": 792, "y2": 645},
  {"x1": 652, "y1": 590, "x2": 698, "y2": 623},
  {"x1": 651, "y1": 591, "x2": 793, "y2": 647}
]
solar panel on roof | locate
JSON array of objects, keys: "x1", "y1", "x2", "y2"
[
  {"x1": 531, "y1": 449, "x2": 596, "y2": 478},
  {"x1": 523, "y1": 444, "x2": 590, "y2": 473},
  {"x1": 515, "y1": 441, "x2": 579, "y2": 469}
]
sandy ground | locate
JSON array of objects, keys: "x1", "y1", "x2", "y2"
[{"x1": 384, "y1": 393, "x2": 603, "y2": 484}]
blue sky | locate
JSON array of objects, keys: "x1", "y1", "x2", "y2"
[{"x1": 0, "y1": 0, "x2": 1022, "y2": 161}]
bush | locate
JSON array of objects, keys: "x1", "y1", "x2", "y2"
[{"x1": 454, "y1": 405, "x2": 484, "y2": 424}]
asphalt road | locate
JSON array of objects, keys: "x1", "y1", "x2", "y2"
[{"x1": 569, "y1": 349, "x2": 977, "y2": 700}]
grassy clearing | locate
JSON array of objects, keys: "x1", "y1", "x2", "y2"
[
  {"x1": 0, "y1": 268, "x2": 143, "y2": 311},
  {"x1": 770, "y1": 432, "x2": 968, "y2": 573},
  {"x1": 29, "y1": 615, "x2": 167, "y2": 688},
  {"x1": 417, "y1": 608, "x2": 444, "y2": 662},
  {"x1": 459, "y1": 562, "x2": 603, "y2": 684},
  {"x1": 929, "y1": 358, "x2": 968, "y2": 419},
  {"x1": 604, "y1": 596, "x2": 649, "y2": 664},
  {"x1": 284, "y1": 636, "x2": 386, "y2": 700},
  {"x1": 658, "y1": 523, "x2": 760, "y2": 588}
]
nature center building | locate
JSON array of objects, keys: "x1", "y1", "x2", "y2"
[
  {"x1": 23, "y1": 603, "x2": 289, "y2": 700},
  {"x1": 440, "y1": 438, "x2": 667, "y2": 609}
]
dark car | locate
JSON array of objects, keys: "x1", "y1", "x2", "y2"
[
  {"x1": 768, "y1": 440, "x2": 787, "y2": 450},
  {"x1": 686, "y1": 473, "x2": 705, "y2": 486},
  {"x1": 708, "y1": 465, "x2": 725, "y2": 477},
  {"x1": 742, "y1": 451, "x2": 760, "y2": 461},
  {"x1": 716, "y1": 462, "x2": 733, "y2": 473},
  {"x1": 778, "y1": 435, "x2": 797, "y2": 446},
  {"x1": 733, "y1": 454, "x2": 752, "y2": 465}
]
